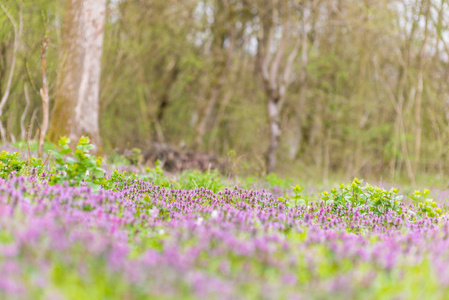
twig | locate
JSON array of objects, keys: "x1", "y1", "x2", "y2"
[{"x1": 42, "y1": 151, "x2": 51, "y2": 169}]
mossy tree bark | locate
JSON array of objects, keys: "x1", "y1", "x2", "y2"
[{"x1": 48, "y1": 0, "x2": 106, "y2": 146}]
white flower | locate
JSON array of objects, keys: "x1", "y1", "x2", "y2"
[
  {"x1": 211, "y1": 210, "x2": 219, "y2": 219},
  {"x1": 196, "y1": 217, "x2": 204, "y2": 226}
]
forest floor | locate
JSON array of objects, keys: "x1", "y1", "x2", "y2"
[{"x1": 1, "y1": 139, "x2": 449, "y2": 299}]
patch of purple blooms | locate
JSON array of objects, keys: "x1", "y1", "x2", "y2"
[{"x1": 1, "y1": 175, "x2": 449, "y2": 299}]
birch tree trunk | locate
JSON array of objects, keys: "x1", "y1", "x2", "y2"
[
  {"x1": 256, "y1": 1, "x2": 300, "y2": 174},
  {"x1": 48, "y1": 0, "x2": 106, "y2": 145},
  {"x1": 266, "y1": 96, "x2": 282, "y2": 173}
]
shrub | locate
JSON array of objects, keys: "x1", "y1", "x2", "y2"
[
  {"x1": 50, "y1": 136, "x2": 105, "y2": 187},
  {"x1": 320, "y1": 178, "x2": 404, "y2": 216},
  {"x1": 408, "y1": 189, "x2": 443, "y2": 218}
]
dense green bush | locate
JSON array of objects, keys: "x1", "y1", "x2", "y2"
[
  {"x1": 409, "y1": 189, "x2": 443, "y2": 218},
  {"x1": 49, "y1": 137, "x2": 105, "y2": 188},
  {"x1": 319, "y1": 178, "x2": 404, "y2": 215}
]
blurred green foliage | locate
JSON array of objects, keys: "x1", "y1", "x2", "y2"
[
  {"x1": 50, "y1": 136, "x2": 105, "y2": 187},
  {"x1": 1, "y1": 0, "x2": 449, "y2": 183}
]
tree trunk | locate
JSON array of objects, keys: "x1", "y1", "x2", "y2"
[
  {"x1": 154, "y1": 59, "x2": 179, "y2": 143},
  {"x1": 266, "y1": 98, "x2": 281, "y2": 173},
  {"x1": 195, "y1": 0, "x2": 236, "y2": 151},
  {"x1": 413, "y1": 0, "x2": 430, "y2": 173},
  {"x1": 39, "y1": 38, "x2": 50, "y2": 157},
  {"x1": 195, "y1": 83, "x2": 221, "y2": 150},
  {"x1": 48, "y1": 0, "x2": 106, "y2": 146},
  {"x1": 289, "y1": 8, "x2": 309, "y2": 160},
  {"x1": 256, "y1": 1, "x2": 300, "y2": 174}
]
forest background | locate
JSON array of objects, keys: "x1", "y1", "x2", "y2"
[{"x1": 1, "y1": 0, "x2": 449, "y2": 185}]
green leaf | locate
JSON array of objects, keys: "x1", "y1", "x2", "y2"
[
  {"x1": 297, "y1": 199, "x2": 306, "y2": 206},
  {"x1": 58, "y1": 137, "x2": 70, "y2": 147},
  {"x1": 59, "y1": 148, "x2": 72, "y2": 155},
  {"x1": 92, "y1": 169, "x2": 104, "y2": 178}
]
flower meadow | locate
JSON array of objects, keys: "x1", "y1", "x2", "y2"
[{"x1": 2, "y1": 139, "x2": 449, "y2": 299}]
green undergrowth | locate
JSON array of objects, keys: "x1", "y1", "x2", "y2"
[
  {"x1": 0, "y1": 137, "x2": 446, "y2": 218},
  {"x1": 1, "y1": 138, "x2": 449, "y2": 299}
]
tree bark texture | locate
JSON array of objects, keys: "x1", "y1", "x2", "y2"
[
  {"x1": 48, "y1": 0, "x2": 106, "y2": 145},
  {"x1": 256, "y1": 2, "x2": 300, "y2": 174},
  {"x1": 266, "y1": 97, "x2": 282, "y2": 174}
]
